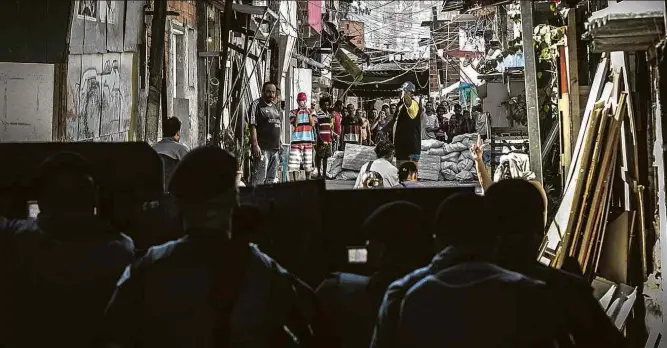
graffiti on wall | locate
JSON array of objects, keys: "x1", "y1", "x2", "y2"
[
  {"x1": 66, "y1": 53, "x2": 135, "y2": 142},
  {"x1": 76, "y1": 0, "x2": 117, "y2": 24}
]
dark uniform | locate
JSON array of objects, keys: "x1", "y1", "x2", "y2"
[
  {"x1": 101, "y1": 240, "x2": 320, "y2": 348},
  {"x1": 99, "y1": 146, "x2": 324, "y2": 348},
  {"x1": 371, "y1": 247, "x2": 564, "y2": 348},
  {"x1": 505, "y1": 262, "x2": 628, "y2": 348},
  {"x1": 0, "y1": 216, "x2": 134, "y2": 348}
]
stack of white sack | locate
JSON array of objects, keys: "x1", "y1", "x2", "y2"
[
  {"x1": 326, "y1": 151, "x2": 359, "y2": 180},
  {"x1": 423, "y1": 134, "x2": 478, "y2": 182}
]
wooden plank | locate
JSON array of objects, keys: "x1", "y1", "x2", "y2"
[
  {"x1": 342, "y1": 144, "x2": 376, "y2": 171},
  {"x1": 569, "y1": 100, "x2": 611, "y2": 257},
  {"x1": 580, "y1": 92, "x2": 627, "y2": 270},
  {"x1": 552, "y1": 84, "x2": 612, "y2": 267},
  {"x1": 570, "y1": 72, "x2": 620, "y2": 254},
  {"x1": 417, "y1": 154, "x2": 440, "y2": 181},
  {"x1": 559, "y1": 45, "x2": 572, "y2": 177},
  {"x1": 593, "y1": 150, "x2": 618, "y2": 268},
  {"x1": 566, "y1": 55, "x2": 610, "y2": 187},
  {"x1": 588, "y1": 150, "x2": 618, "y2": 278},
  {"x1": 566, "y1": 12, "x2": 582, "y2": 143}
]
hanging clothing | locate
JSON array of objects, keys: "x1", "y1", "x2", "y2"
[{"x1": 475, "y1": 111, "x2": 489, "y2": 138}]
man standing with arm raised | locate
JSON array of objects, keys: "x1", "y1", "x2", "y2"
[{"x1": 391, "y1": 81, "x2": 423, "y2": 168}]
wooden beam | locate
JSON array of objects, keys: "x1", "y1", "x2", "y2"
[
  {"x1": 212, "y1": 0, "x2": 234, "y2": 147},
  {"x1": 559, "y1": 45, "x2": 573, "y2": 178},
  {"x1": 196, "y1": 0, "x2": 209, "y2": 144},
  {"x1": 144, "y1": 0, "x2": 168, "y2": 144},
  {"x1": 566, "y1": 12, "x2": 582, "y2": 144},
  {"x1": 520, "y1": 0, "x2": 543, "y2": 184}
]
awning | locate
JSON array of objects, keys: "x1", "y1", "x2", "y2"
[
  {"x1": 440, "y1": 82, "x2": 461, "y2": 96},
  {"x1": 583, "y1": 1, "x2": 665, "y2": 53}
]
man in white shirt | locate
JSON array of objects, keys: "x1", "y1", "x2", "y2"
[
  {"x1": 152, "y1": 117, "x2": 190, "y2": 190},
  {"x1": 152, "y1": 117, "x2": 190, "y2": 160},
  {"x1": 354, "y1": 140, "x2": 399, "y2": 189}
]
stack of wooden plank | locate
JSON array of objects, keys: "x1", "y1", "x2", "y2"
[{"x1": 542, "y1": 52, "x2": 631, "y2": 277}]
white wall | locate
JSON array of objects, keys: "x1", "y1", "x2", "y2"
[
  {"x1": 166, "y1": 21, "x2": 198, "y2": 150},
  {"x1": 482, "y1": 80, "x2": 525, "y2": 129},
  {"x1": 0, "y1": 63, "x2": 54, "y2": 142}
]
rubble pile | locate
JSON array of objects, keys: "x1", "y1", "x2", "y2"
[{"x1": 422, "y1": 133, "x2": 479, "y2": 182}]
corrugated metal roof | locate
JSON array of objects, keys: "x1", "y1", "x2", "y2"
[{"x1": 584, "y1": 1, "x2": 665, "y2": 53}]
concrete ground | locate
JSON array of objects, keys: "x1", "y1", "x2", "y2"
[{"x1": 325, "y1": 179, "x2": 482, "y2": 192}]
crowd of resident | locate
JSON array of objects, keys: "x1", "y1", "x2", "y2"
[
  {"x1": 237, "y1": 80, "x2": 491, "y2": 186},
  {"x1": 0, "y1": 141, "x2": 627, "y2": 347}
]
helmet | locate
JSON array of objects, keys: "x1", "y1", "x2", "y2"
[
  {"x1": 297, "y1": 92, "x2": 307, "y2": 101},
  {"x1": 399, "y1": 81, "x2": 416, "y2": 93}
]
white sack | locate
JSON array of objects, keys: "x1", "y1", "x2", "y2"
[
  {"x1": 327, "y1": 155, "x2": 344, "y2": 179},
  {"x1": 451, "y1": 133, "x2": 478, "y2": 144},
  {"x1": 441, "y1": 169, "x2": 457, "y2": 181},
  {"x1": 442, "y1": 142, "x2": 468, "y2": 154},
  {"x1": 440, "y1": 161, "x2": 459, "y2": 172},
  {"x1": 428, "y1": 148, "x2": 446, "y2": 156},
  {"x1": 336, "y1": 170, "x2": 359, "y2": 181},
  {"x1": 459, "y1": 150, "x2": 473, "y2": 160},
  {"x1": 421, "y1": 139, "x2": 443, "y2": 150},
  {"x1": 456, "y1": 170, "x2": 475, "y2": 182},
  {"x1": 441, "y1": 152, "x2": 460, "y2": 162},
  {"x1": 457, "y1": 158, "x2": 474, "y2": 172}
]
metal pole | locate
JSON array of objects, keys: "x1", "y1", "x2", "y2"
[
  {"x1": 520, "y1": 0, "x2": 543, "y2": 184},
  {"x1": 212, "y1": 0, "x2": 234, "y2": 147},
  {"x1": 144, "y1": 0, "x2": 169, "y2": 144}
]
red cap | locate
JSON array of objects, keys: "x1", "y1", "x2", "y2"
[{"x1": 297, "y1": 92, "x2": 307, "y2": 101}]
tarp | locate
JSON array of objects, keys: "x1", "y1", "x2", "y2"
[{"x1": 440, "y1": 82, "x2": 461, "y2": 96}]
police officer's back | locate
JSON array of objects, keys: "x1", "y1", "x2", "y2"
[
  {"x1": 486, "y1": 179, "x2": 627, "y2": 347},
  {"x1": 0, "y1": 152, "x2": 135, "y2": 348},
  {"x1": 100, "y1": 146, "x2": 321, "y2": 348}
]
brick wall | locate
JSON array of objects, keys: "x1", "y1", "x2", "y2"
[
  {"x1": 168, "y1": 0, "x2": 197, "y2": 26},
  {"x1": 144, "y1": 0, "x2": 200, "y2": 146}
]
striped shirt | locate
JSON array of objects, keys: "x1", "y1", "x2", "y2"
[
  {"x1": 315, "y1": 111, "x2": 333, "y2": 143},
  {"x1": 342, "y1": 117, "x2": 362, "y2": 144},
  {"x1": 290, "y1": 108, "x2": 315, "y2": 143}
]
